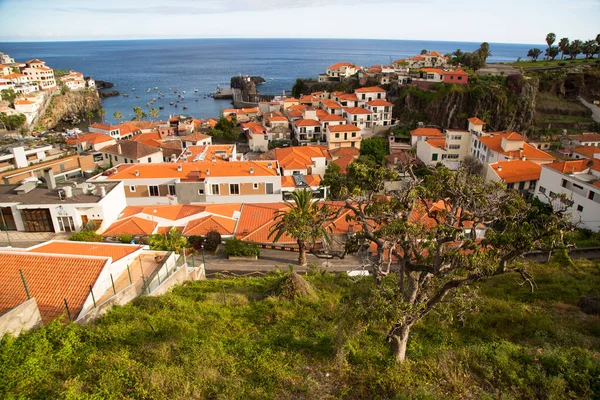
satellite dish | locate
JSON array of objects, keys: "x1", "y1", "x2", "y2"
[{"x1": 586, "y1": 160, "x2": 594, "y2": 168}]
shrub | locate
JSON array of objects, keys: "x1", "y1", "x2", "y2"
[
  {"x1": 117, "y1": 234, "x2": 133, "y2": 244},
  {"x1": 223, "y1": 238, "x2": 260, "y2": 257},
  {"x1": 187, "y1": 235, "x2": 204, "y2": 251},
  {"x1": 204, "y1": 230, "x2": 222, "y2": 252},
  {"x1": 68, "y1": 231, "x2": 102, "y2": 242}
]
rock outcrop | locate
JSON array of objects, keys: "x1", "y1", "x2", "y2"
[{"x1": 40, "y1": 89, "x2": 101, "y2": 129}]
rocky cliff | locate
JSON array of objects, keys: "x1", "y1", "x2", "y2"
[
  {"x1": 40, "y1": 89, "x2": 101, "y2": 129},
  {"x1": 392, "y1": 75, "x2": 538, "y2": 134}
]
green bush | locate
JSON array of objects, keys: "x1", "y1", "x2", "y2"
[
  {"x1": 117, "y1": 234, "x2": 133, "y2": 244},
  {"x1": 204, "y1": 230, "x2": 222, "y2": 252},
  {"x1": 223, "y1": 238, "x2": 260, "y2": 257},
  {"x1": 68, "y1": 231, "x2": 102, "y2": 242}
]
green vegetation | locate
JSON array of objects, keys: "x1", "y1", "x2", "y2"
[
  {"x1": 0, "y1": 88, "x2": 17, "y2": 107},
  {"x1": 203, "y1": 230, "x2": 222, "y2": 252},
  {"x1": 359, "y1": 137, "x2": 388, "y2": 164},
  {"x1": 113, "y1": 110, "x2": 123, "y2": 124},
  {"x1": 117, "y1": 234, "x2": 133, "y2": 244},
  {"x1": 568, "y1": 229, "x2": 600, "y2": 248},
  {"x1": 0, "y1": 113, "x2": 26, "y2": 131},
  {"x1": 223, "y1": 238, "x2": 260, "y2": 258},
  {"x1": 208, "y1": 116, "x2": 240, "y2": 141},
  {"x1": 0, "y1": 260, "x2": 598, "y2": 399},
  {"x1": 53, "y1": 69, "x2": 70, "y2": 78},
  {"x1": 148, "y1": 228, "x2": 188, "y2": 253},
  {"x1": 132, "y1": 106, "x2": 146, "y2": 121},
  {"x1": 446, "y1": 42, "x2": 491, "y2": 71},
  {"x1": 68, "y1": 230, "x2": 102, "y2": 242}
]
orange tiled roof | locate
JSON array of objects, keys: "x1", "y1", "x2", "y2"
[
  {"x1": 571, "y1": 145, "x2": 600, "y2": 158},
  {"x1": 28, "y1": 241, "x2": 143, "y2": 262},
  {"x1": 183, "y1": 131, "x2": 211, "y2": 142},
  {"x1": 183, "y1": 215, "x2": 236, "y2": 236},
  {"x1": 236, "y1": 203, "x2": 293, "y2": 243},
  {"x1": 489, "y1": 160, "x2": 542, "y2": 183},
  {"x1": 568, "y1": 133, "x2": 600, "y2": 143},
  {"x1": 410, "y1": 127, "x2": 444, "y2": 137},
  {"x1": 322, "y1": 99, "x2": 343, "y2": 109},
  {"x1": 443, "y1": 68, "x2": 468, "y2": 76},
  {"x1": 281, "y1": 175, "x2": 322, "y2": 188},
  {"x1": 269, "y1": 116, "x2": 288, "y2": 122},
  {"x1": 294, "y1": 118, "x2": 321, "y2": 127},
  {"x1": 478, "y1": 133, "x2": 554, "y2": 160},
  {"x1": 271, "y1": 146, "x2": 330, "y2": 170},
  {"x1": 425, "y1": 139, "x2": 447, "y2": 149},
  {"x1": 420, "y1": 68, "x2": 444, "y2": 74},
  {"x1": 102, "y1": 161, "x2": 278, "y2": 180},
  {"x1": 328, "y1": 124, "x2": 360, "y2": 132},
  {"x1": 283, "y1": 97, "x2": 299, "y2": 103},
  {"x1": 103, "y1": 216, "x2": 158, "y2": 236},
  {"x1": 337, "y1": 93, "x2": 358, "y2": 101},
  {"x1": 328, "y1": 62, "x2": 355, "y2": 70},
  {"x1": 331, "y1": 155, "x2": 356, "y2": 174},
  {"x1": 330, "y1": 147, "x2": 360, "y2": 157},
  {"x1": 366, "y1": 99, "x2": 394, "y2": 107},
  {"x1": 320, "y1": 113, "x2": 345, "y2": 122},
  {"x1": 0, "y1": 251, "x2": 108, "y2": 323},
  {"x1": 468, "y1": 117, "x2": 486, "y2": 125},
  {"x1": 355, "y1": 86, "x2": 386, "y2": 93},
  {"x1": 70, "y1": 132, "x2": 115, "y2": 145},
  {"x1": 344, "y1": 107, "x2": 372, "y2": 115},
  {"x1": 545, "y1": 158, "x2": 600, "y2": 173}
]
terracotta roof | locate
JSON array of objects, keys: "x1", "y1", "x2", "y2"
[
  {"x1": 27, "y1": 241, "x2": 143, "y2": 262},
  {"x1": 355, "y1": 86, "x2": 386, "y2": 93},
  {"x1": 328, "y1": 62, "x2": 355, "y2": 70},
  {"x1": 366, "y1": 99, "x2": 394, "y2": 107},
  {"x1": 568, "y1": 133, "x2": 600, "y2": 143},
  {"x1": 287, "y1": 109, "x2": 303, "y2": 118},
  {"x1": 344, "y1": 107, "x2": 372, "y2": 115},
  {"x1": 121, "y1": 204, "x2": 211, "y2": 221},
  {"x1": 102, "y1": 161, "x2": 278, "y2": 180},
  {"x1": 283, "y1": 97, "x2": 299, "y2": 103},
  {"x1": 331, "y1": 155, "x2": 356, "y2": 174},
  {"x1": 320, "y1": 113, "x2": 346, "y2": 122},
  {"x1": 328, "y1": 124, "x2": 361, "y2": 132},
  {"x1": 269, "y1": 116, "x2": 288, "y2": 122},
  {"x1": 70, "y1": 133, "x2": 115, "y2": 145},
  {"x1": 410, "y1": 127, "x2": 444, "y2": 137},
  {"x1": 0, "y1": 251, "x2": 108, "y2": 323},
  {"x1": 443, "y1": 68, "x2": 468, "y2": 76},
  {"x1": 545, "y1": 158, "x2": 600, "y2": 173},
  {"x1": 477, "y1": 133, "x2": 554, "y2": 160},
  {"x1": 425, "y1": 139, "x2": 447, "y2": 149},
  {"x1": 420, "y1": 68, "x2": 445, "y2": 74},
  {"x1": 235, "y1": 203, "x2": 293, "y2": 244},
  {"x1": 259, "y1": 146, "x2": 330, "y2": 170},
  {"x1": 322, "y1": 99, "x2": 343, "y2": 109},
  {"x1": 281, "y1": 175, "x2": 322, "y2": 188},
  {"x1": 329, "y1": 147, "x2": 360, "y2": 157},
  {"x1": 489, "y1": 160, "x2": 542, "y2": 183},
  {"x1": 182, "y1": 215, "x2": 236, "y2": 236},
  {"x1": 338, "y1": 93, "x2": 358, "y2": 101},
  {"x1": 299, "y1": 95, "x2": 319, "y2": 102},
  {"x1": 103, "y1": 216, "x2": 158, "y2": 236},
  {"x1": 183, "y1": 132, "x2": 212, "y2": 142},
  {"x1": 468, "y1": 117, "x2": 486, "y2": 125},
  {"x1": 571, "y1": 145, "x2": 600, "y2": 158},
  {"x1": 294, "y1": 118, "x2": 321, "y2": 127},
  {"x1": 102, "y1": 140, "x2": 162, "y2": 159}
]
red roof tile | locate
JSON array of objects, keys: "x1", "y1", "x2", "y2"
[{"x1": 28, "y1": 241, "x2": 143, "y2": 262}]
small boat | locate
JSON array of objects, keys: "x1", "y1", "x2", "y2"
[
  {"x1": 173, "y1": 89, "x2": 177, "y2": 93},
  {"x1": 182, "y1": 90, "x2": 186, "y2": 94},
  {"x1": 194, "y1": 88, "x2": 198, "y2": 92},
  {"x1": 183, "y1": 106, "x2": 188, "y2": 110},
  {"x1": 158, "y1": 97, "x2": 161, "y2": 100},
  {"x1": 176, "y1": 100, "x2": 180, "y2": 103},
  {"x1": 170, "y1": 102, "x2": 174, "y2": 105},
  {"x1": 175, "y1": 104, "x2": 178, "y2": 108},
  {"x1": 195, "y1": 99, "x2": 198, "y2": 102},
  {"x1": 154, "y1": 87, "x2": 158, "y2": 90},
  {"x1": 159, "y1": 106, "x2": 164, "y2": 110},
  {"x1": 123, "y1": 94, "x2": 129, "y2": 97},
  {"x1": 146, "y1": 102, "x2": 150, "y2": 106},
  {"x1": 147, "y1": 89, "x2": 151, "y2": 93},
  {"x1": 132, "y1": 88, "x2": 135, "y2": 91},
  {"x1": 136, "y1": 96, "x2": 139, "y2": 98}
]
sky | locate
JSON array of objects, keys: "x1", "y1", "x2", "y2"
[{"x1": 0, "y1": 0, "x2": 598, "y2": 44}]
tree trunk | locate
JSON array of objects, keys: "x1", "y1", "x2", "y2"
[
  {"x1": 389, "y1": 324, "x2": 411, "y2": 362},
  {"x1": 298, "y1": 241, "x2": 307, "y2": 266}
]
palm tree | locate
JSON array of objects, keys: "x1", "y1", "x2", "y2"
[
  {"x1": 149, "y1": 108, "x2": 159, "y2": 122},
  {"x1": 133, "y1": 106, "x2": 145, "y2": 121},
  {"x1": 569, "y1": 40, "x2": 583, "y2": 59},
  {"x1": 478, "y1": 42, "x2": 492, "y2": 63},
  {"x1": 113, "y1": 110, "x2": 123, "y2": 124},
  {"x1": 527, "y1": 48, "x2": 542, "y2": 61},
  {"x1": 582, "y1": 40, "x2": 598, "y2": 59},
  {"x1": 97, "y1": 108, "x2": 106, "y2": 124},
  {"x1": 148, "y1": 228, "x2": 188, "y2": 253},
  {"x1": 559, "y1": 37, "x2": 570, "y2": 60},
  {"x1": 545, "y1": 33, "x2": 556, "y2": 61},
  {"x1": 269, "y1": 189, "x2": 332, "y2": 266},
  {"x1": 85, "y1": 111, "x2": 94, "y2": 125}
]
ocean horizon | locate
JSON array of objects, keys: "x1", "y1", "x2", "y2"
[{"x1": 0, "y1": 38, "x2": 541, "y2": 125}]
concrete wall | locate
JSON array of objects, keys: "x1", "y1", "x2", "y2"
[
  {"x1": 0, "y1": 298, "x2": 43, "y2": 337},
  {"x1": 76, "y1": 283, "x2": 138, "y2": 324}
]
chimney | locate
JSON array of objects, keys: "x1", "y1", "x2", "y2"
[
  {"x1": 497, "y1": 165, "x2": 502, "y2": 171},
  {"x1": 99, "y1": 185, "x2": 106, "y2": 197},
  {"x1": 117, "y1": 144, "x2": 122, "y2": 154},
  {"x1": 177, "y1": 164, "x2": 182, "y2": 172},
  {"x1": 212, "y1": 156, "x2": 216, "y2": 162},
  {"x1": 249, "y1": 167, "x2": 254, "y2": 174},
  {"x1": 63, "y1": 186, "x2": 73, "y2": 198},
  {"x1": 521, "y1": 156, "x2": 526, "y2": 161},
  {"x1": 206, "y1": 168, "x2": 210, "y2": 175},
  {"x1": 134, "y1": 170, "x2": 139, "y2": 176},
  {"x1": 43, "y1": 168, "x2": 56, "y2": 190},
  {"x1": 267, "y1": 162, "x2": 273, "y2": 169}
]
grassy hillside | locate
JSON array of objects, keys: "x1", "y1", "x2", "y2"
[{"x1": 1, "y1": 260, "x2": 599, "y2": 399}]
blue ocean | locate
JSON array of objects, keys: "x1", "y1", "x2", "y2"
[{"x1": 0, "y1": 39, "x2": 538, "y2": 124}]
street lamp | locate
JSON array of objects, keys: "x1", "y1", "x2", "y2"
[{"x1": 200, "y1": 242, "x2": 205, "y2": 268}]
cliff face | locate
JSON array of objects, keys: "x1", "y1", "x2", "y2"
[
  {"x1": 41, "y1": 89, "x2": 101, "y2": 129},
  {"x1": 393, "y1": 75, "x2": 538, "y2": 134}
]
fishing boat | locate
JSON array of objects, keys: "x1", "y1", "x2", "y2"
[
  {"x1": 175, "y1": 104, "x2": 178, "y2": 108},
  {"x1": 159, "y1": 106, "x2": 164, "y2": 110},
  {"x1": 123, "y1": 94, "x2": 129, "y2": 97},
  {"x1": 136, "y1": 96, "x2": 140, "y2": 98},
  {"x1": 182, "y1": 90, "x2": 186, "y2": 94},
  {"x1": 154, "y1": 87, "x2": 158, "y2": 90},
  {"x1": 170, "y1": 102, "x2": 174, "y2": 105},
  {"x1": 173, "y1": 89, "x2": 177, "y2": 93},
  {"x1": 132, "y1": 88, "x2": 135, "y2": 91},
  {"x1": 194, "y1": 88, "x2": 198, "y2": 92},
  {"x1": 146, "y1": 103, "x2": 150, "y2": 106},
  {"x1": 183, "y1": 106, "x2": 188, "y2": 110}
]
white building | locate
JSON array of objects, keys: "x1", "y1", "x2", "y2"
[
  {"x1": 59, "y1": 71, "x2": 86, "y2": 91},
  {"x1": 470, "y1": 131, "x2": 555, "y2": 165},
  {"x1": 100, "y1": 141, "x2": 164, "y2": 166},
  {"x1": 564, "y1": 133, "x2": 600, "y2": 148},
  {"x1": 365, "y1": 99, "x2": 393, "y2": 127},
  {"x1": 326, "y1": 62, "x2": 358, "y2": 80},
  {"x1": 293, "y1": 118, "x2": 323, "y2": 145},
  {"x1": 485, "y1": 159, "x2": 542, "y2": 194},
  {"x1": 534, "y1": 158, "x2": 600, "y2": 231},
  {"x1": 343, "y1": 107, "x2": 373, "y2": 133},
  {"x1": 21, "y1": 59, "x2": 56, "y2": 91},
  {"x1": 354, "y1": 86, "x2": 387, "y2": 105}
]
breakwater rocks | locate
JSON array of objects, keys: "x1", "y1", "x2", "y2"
[
  {"x1": 99, "y1": 90, "x2": 119, "y2": 99},
  {"x1": 230, "y1": 76, "x2": 265, "y2": 95},
  {"x1": 41, "y1": 90, "x2": 101, "y2": 129}
]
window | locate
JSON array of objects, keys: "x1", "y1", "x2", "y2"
[
  {"x1": 447, "y1": 154, "x2": 459, "y2": 159},
  {"x1": 229, "y1": 184, "x2": 240, "y2": 195},
  {"x1": 432, "y1": 154, "x2": 438, "y2": 161},
  {"x1": 518, "y1": 182, "x2": 525, "y2": 190},
  {"x1": 197, "y1": 188, "x2": 204, "y2": 195},
  {"x1": 507, "y1": 183, "x2": 514, "y2": 189},
  {"x1": 168, "y1": 185, "x2": 176, "y2": 196},
  {"x1": 129, "y1": 185, "x2": 136, "y2": 192},
  {"x1": 114, "y1": 156, "x2": 118, "y2": 162},
  {"x1": 352, "y1": 132, "x2": 356, "y2": 137},
  {"x1": 266, "y1": 183, "x2": 273, "y2": 194},
  {"x1": 147, "y1": 157, "x2": 152, "y2": 163},
  {"x1": 211, "y1": 184, "x2": 219, "y2": 195},
  {"x1": 293, "y1": 171, "x2": 301, "y2": 175},
  {"x1": 57, "y1": 216, "x2": 75, "y2": 232},
  {"x1": 448, "y1": 144, "x2": 460, "y2": 150},
  {"x1": 539, "y1": 186, "x2": 546, "y2": 194},
  {"x1": 148, "y1": 185, "x2": 159, "y2": 197},
  {"x1": 253, "y1": 183, "x2": 259, "y2": 190},
  {"x1": 335, "y1": 133, "x2": 340, "y2": 139},
  {"x1": 589, "y1": 191, "x2": 596, "y2": 200},
  {"x1": 577, "y1": 205, "x2": 584, "y2": 212},
  {"x1": 573, "y1": 183, "x2": 584, "y2": 190}
]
